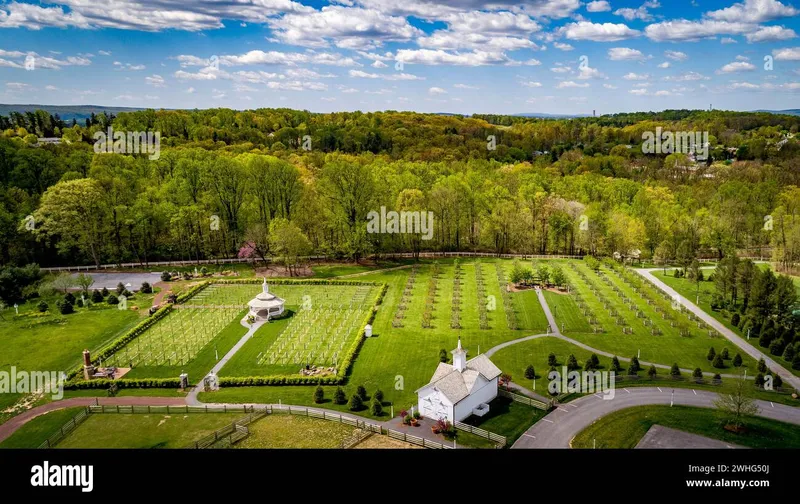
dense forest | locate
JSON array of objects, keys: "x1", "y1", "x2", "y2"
[{"x1": 0, "y1": 107, "x2": 799, "y2": 274}]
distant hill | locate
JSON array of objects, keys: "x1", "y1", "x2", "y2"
[
  {"x1": 512, "y1": 112, "x2": 591, "y2": 118},
  {"x1": 754, "y1": 109, "x2": 800, "y2": 116},
  {"x1": 0, "y1": 104, "x2": 148, "y2": 123}
]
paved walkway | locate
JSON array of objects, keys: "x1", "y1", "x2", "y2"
[
  {"x1": 637, "y1": 268, "x2": 800, "y2": 391},
  {"x1": 512, "y1": 387, "x2": 800, "y2": 449},
  {"x1": 0, "y1": 396, "x2": 186, "y2": 444},
  {"x1": 186, "y1": 318, "x2": 266, "y2": 405}
]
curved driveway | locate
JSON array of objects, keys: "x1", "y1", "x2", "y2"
[{"x1": 512, "y1": 386, "x2": 800, "y2": 448}]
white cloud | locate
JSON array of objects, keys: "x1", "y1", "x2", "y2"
[
  {"x1": 453, "y1": 83, "x2": 479, "y2": 89},
  {"x1": 556, "y1": 80, "x2": 590, "y2": 88},
  {"x1": 521, "y1": 81, "x2": 543, "y2": 87},
  {"x1": 98, "y1": 50, "x2": 111, "y2": 56},
  {"x1": 658, "y1": 62, "x2": 670, "y2": 68},
  {"x1": 614, "y1": 1, "x2": 661, "y2": 22},
  {"x1": 729, "y1": 81, "x2": 761, "y2": 89},
  {"x1": 706, "y1": 0, "x2": 799, "y2": 24},
  {"x1": 623, "y1": 72, "x2": 649, "y2": 80},
  {"x1": 717, "y1": 61, "x2": 757, "y2": 73},
  {"x1": 428, "y1": 86, "x2": 447, "y2": 95},
  {"x1": 664, "y1": 50, "x2": 688, "y2": 61},
  {"x1": 664, "y1": 71, "x2": 711, "y2": 81},
  {"x1": 348, "y1": 69, "x2": 423, "y2": 80},
  {"x1": 736, "y1": 55, "x2": 750, "y2": 61},
  {"x1": 268, "y1": 6, "x2": 422, "y2": 48},
  {"x1": 371, "y1": 60, "x2": 388, "y2": 68},
  {"x1": 395, "y1": 49, "x2": 516, "y2": 66},
  {"x1": 607, "y1": 47, "x2": 647, "y2": 61},
  {"x1": 645, "y1": 20, "x2": 754, "y2": 42},
  {"x1": 145, "y1": 74, "x2": 165, "y2": 87},
  {"x1": 6, "y1": 82, "x2": 32, "y2": 91},
  {"x1": 186, "y1": 87, "x2": 195, "y2": 93},
  {"x1": 603, "y1": 83, "x2": 618, "y2": 89},
  {"x1": 629, "y1": 88, "x2": 648, "y2": 95},
  {"x1": 721, "y1": 37, "x2": 738, "y2": 44},
  {"x1": 558, "y1": 21, "x2": 640, "y2": 42},
  {"x1": 586, "y1": 1, "x2": 612, "y2": 13},
  {"x1": 266, "y1": 80, "x2": 327, "y2": 91},
  {"x1": 773, "y1": 47, "x2": 800, "y2": 60},
  {"x1": 577, "y1": 65, "x2": 606, "y2": 79},
  {"x1": 553, "y1": 42, "x2": 574, "y2": 51},
  {"x1": 550, "y1": 65, "x2": 571, "y2": 73},
  {"x1": 745, "y1": 25, "x2": 796, "y2": 42}
]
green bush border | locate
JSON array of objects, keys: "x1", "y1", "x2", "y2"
[{"x1": 65, "y1": 378, "x2": 181, "y2": 390}]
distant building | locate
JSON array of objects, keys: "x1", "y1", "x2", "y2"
[{"x1": 36, "y1": 137, "x2": 61, "y2": 145}]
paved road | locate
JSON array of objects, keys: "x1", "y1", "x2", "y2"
[
  {"x1": 512, "y1": 387, "x2": 800, "y2": 449},
  {"x1": 186, "y1": 318, "x2": 265, "y2": 405},
  {"x1": 637, "y1": 268, "x2": 800, "y2": 391}
]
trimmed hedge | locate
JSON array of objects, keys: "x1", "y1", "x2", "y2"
[
  {"x1": 213, "y1": 278, "x2": 382, "y2": 287},
  {"x1": 65, "y1": 378, "x2": 181, "y2": 390},
  {"x1": 66, "y1": 305, "x2": 173, "y2": 380},
  {"x1": 175, "y1": 282, "x2": 211, "y2": 304}
]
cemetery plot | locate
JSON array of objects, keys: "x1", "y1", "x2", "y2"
[{"x1": 105, "y1": 305, "x2": 242, "y2": 368}]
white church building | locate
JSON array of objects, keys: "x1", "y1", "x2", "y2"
[{"x1": 416, "y1": 338, "x2": 502, "y2": 423}]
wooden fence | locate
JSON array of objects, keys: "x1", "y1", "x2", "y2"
[
  {"x1": 38, "y1": 407, "x2": 92, "y2": 449},
  {"x1": 499, "y1": 389, "x2": 551, "y2": 410},
  {"x1": 454, "y1": 421, "x2": 507, "y2": 447},
  {"x1": 190, "y1": 407, "x2": 266, "y2": 448}
]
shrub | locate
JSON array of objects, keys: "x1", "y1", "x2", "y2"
[
  {"x1": 101, "y1": 287, "x2": 109, "y2": 297},
  {"x1": 630, "y1": 356, "x2": 640, "y2": 373},
  {"x1": 333, "y1": 386, "x2": 347, "y2": 405},
  {"x1": 122, "y1": 289, "x2": 133, "y2": 298},
  {"x1": 754, "y1": 373, "x2": 765, "y2": 387},
  {"x1": 730, "y1": 313, "x2": 740, "y2": 327},
  {"x1": 720, "y1": 347, "x2": 729, "y2": 360},
  {"x1": 548, "y1": 353, "x2": 557, "y2": 367},
  {"x1": 713, "y1": 373, "x2": 721, "y2": 381},
  {"x1": 783, "y1": 344, "x2": 795, "y2": 362},
  {"x1": 733, "y1": 353, "x2": 743, "y2": 367},
  {"x1": 348, "y1": 394, "x2": 363, "y2": 411},
  {"x1": 413, "y1": 410, "x2": 421, "y2": 420},
  {"x1": 370, "y1": 398, "x2": 382, "y2": 416},
  {"x1": 712, "y1": 354, "x2": 725, "y2": 369},
  {"x1": 56, "y1": 300, "x2": 74, "y2": 315},
  {"x1": 439, "y1": 349, "x2": 448, "y2": 363},
  {"x1": 584, "y1": 359, "x2": 595, "y2": 371},
  {"x1": 769, "y1": 339, "x2": 785, "y2": 356},
  {"x1": 200, "y1": 266, "x2": 208, "y2": 276},
  {"x1": 160, "y1": 271, "x2": 171, "y2": 282},
  {"x1": 693, "y1": 368, "x2": 703, "y2": 379},
  {"x1": 566, "y1": 354, "x2": 579, "y2": 371},
  {"x1": 116, "y1": 282, "x2": 125, "y2": 295},
  {"x1": 611, "y1": 356, "x2": 621, "y2": 373},
  {"x1": 647, "y1": 365, "x2": 657, "y2": 379},
  {"x1": 64, "y1": 292, "x2": 76, "y2": 305},
  {"x1": 91, "y1": 289, "x2": 104, "y2": 303},
  {"x1": 591, "y1": 354, "x2": 600, "y2": 368},
  {"x1": 76, "y1": 298, "x2": 84, "y2": 308},
  {"x1": 670, "y1": 363, "x2": 681, "y2": 376},
  {"x1": 403, "y1": 414, "x2": 412, "y2": 425},
  {"x1": 140, "y1": 282, "x2": 153, "y2": 294},
  {"x1": 373, "y1": 389, "x2": 384, "y2": 403},
  {"x1": 524, "y1": 365, "x2": 536, "y2": 380},
  {"x1": 759, "y1": 328, "x2": 776, "y2": 349},
  {"x1": 356, "y1": 385, "x2": 367, "y2": 401},
  {"x1": 757, "y1": 357, "x2": 767, "y2": 373},
  {"x1": 706, "y1": 347, "x2": 716, "y2": 361},
  {"x1": 107, "y1": 294, "x2": 119, "y2": 305},
  {"x1": 773, "y1": 374, "x2": 783, "y2": 389},
  {"x1": 37, "y1": 300, "x2": 48, "y2": 312},
  {"x1": 793, "y1": 353, "x2": 800, "y2": 370},
  {"x1": 314, "y1": 385, "x2": 324, "y2": 404},
  {"x1": 627, "y1": 365, "x2": 637, "y2": 376}
]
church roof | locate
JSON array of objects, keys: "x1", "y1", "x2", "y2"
[{"x1": 416, "y1": 353, "x2": 502, "y2": 405}]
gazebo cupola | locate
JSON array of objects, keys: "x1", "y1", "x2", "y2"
[{"x1": 247, "y1": 278, "x2": 286, "y2": 321}]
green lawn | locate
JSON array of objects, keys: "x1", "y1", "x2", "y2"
[
  {"x1": 56, "y1": 412, "x2": 242, "y2": 448},
  {"x1": 235, "y1": 414, "x2": 355, "y2": 448},
  {"x1": 544, "y1": 289, "x2": 592, "y2": 334},
  {"x1": 572, "y1": 405, "x2": 800, "y2": 449},
  {"x1": 462, "y1": 396, "x2": 545, "y2": 445},
  {"x1": 653, "y1": 268, "x2": 800, "y2": 377},
  {"x1": 559, "y1": 262, "x2": 758, "y2": 374},
  {"x1": 0, "y1": 407, "x2": 85, "y2": 448},
  {"x1": 512, "y1": 289, "x2": 549, "y2": 332}
]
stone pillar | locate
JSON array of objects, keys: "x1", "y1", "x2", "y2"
[{"x1": 82, "y1": 349, "x2": 93, "y2": 381}]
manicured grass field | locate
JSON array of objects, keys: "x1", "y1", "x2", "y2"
[
  {"x1": 462, "y1": 396, "x2": 545, "y2": 445},
  {"x1": 543, "y1": 289, "x2": 591, "y2": 334},
  {"x1": 559, "y1": 262, "x2": 757, "y2": 373},
  {"x1": 0, "y1": 407, "x2": 84, "y2": 448},
  {"x1": 653, "y1": 268, "x2": 800, "y2": 377},
  {"x1": 235, "y1": 414, "x2": 355, "y2": 448},
  {"x1": 57, "y1": 412, "x2": 242, "y2": 448},
  {"x1": 572, "y1": 405, "x2": 800, "y2": 449}
]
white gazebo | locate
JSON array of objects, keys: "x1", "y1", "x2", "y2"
[{"x1": 248, "y1": 278, "x2": 285, "y2": 321}]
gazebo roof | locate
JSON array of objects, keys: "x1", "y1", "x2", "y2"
[{"x1": 248, "y1": 278, "x2": 285, "y2": 309}]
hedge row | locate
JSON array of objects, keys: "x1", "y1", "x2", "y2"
[
  {"x1": 336, "y1": 283, "x2": 388, "y2": 380},
  {"x1": 220, "y1": 376, "x2": 342, "y2": 386},
  {"x1": 175, "y1": 282, "x2": 211, "y2": 304},
  {"x1": 213, "y1": 278, "x2": 381, "y2": 287},
  {"x1": 65, "y1": 378, "x2": 182, "y2": 390},
  {"x1": 66, "y1": 306, "x2": 173, "y2": 380}
]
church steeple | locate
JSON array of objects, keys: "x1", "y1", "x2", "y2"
[
  {"x1": 262, "y1": 277, "x2": 269, "y2": 294},
  {"x1": 452, "y1": 336, "x2": 467, "y2": 372}
]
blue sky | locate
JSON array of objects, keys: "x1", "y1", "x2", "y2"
[{"x1": 0, "y1": 0, "x2": 798, "y2": 115}]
